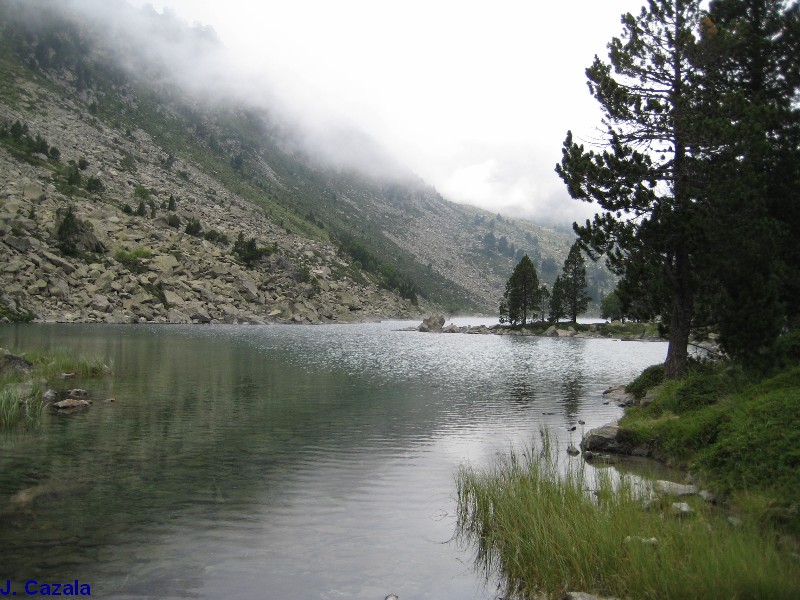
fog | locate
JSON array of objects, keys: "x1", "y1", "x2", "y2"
[{"x1": 13, "y1": 0, "x2": 639, "y2": 226}]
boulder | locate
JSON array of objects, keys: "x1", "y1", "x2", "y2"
[
  {"x1": 53, "y1": 398, "x2": 91, "y2": 410},
  {"x1": 0, "y1": 353, "x2": 33, "y2": 376},
  {"x1": 419, "y1": 314, "x2": 445, "y2": 332},
  {"x1": 166, "y1": 308, "x2": 191, "y2": 324},
  {"x1": 150, "y1": 254, "x2": 179, "y2": 275},
  {"x1": 671, "y1": 502, "x2": 695, "y2": 517},
  {"x1": 89, "y1": 294, "x2": 112, "y2": 313},
  {"x1": 580, "y1": 423, "x2": 624, "y2": 453},
  {"x1": 653, "y1": 480, "x2": 698, "y2": 497}
]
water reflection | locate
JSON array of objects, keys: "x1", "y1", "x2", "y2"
[{"x1": 0, "y1": 323, "x2": 667, "y2": 600}]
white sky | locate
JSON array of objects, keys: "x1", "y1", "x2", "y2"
[{"x1": 128, "y1": 0, "x2": 635, "y2": 225}]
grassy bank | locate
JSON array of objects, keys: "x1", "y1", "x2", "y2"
[
  {"x1": 456, "y1": 332, "x2": 800, "y2": 598},
  {"x1": 0, "y1": 349, "x2": 110, "y2": 430},
  {"x1": 619, "y1": 332, "x2": 800, "y2": 533},
  {"x1": 456, "y1": 438, "x2": 800, "y2": 599}
]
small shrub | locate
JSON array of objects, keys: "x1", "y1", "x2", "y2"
[
  {"x1": 48, "y1": 146, "x2": 61, "y2": 160},
  {"x1": 56, "y1": 205, "x2": 81, "y2": 256},
  {"x1": 185, "y1": 218, "x2": 202, "y2": 236},
  {"x1": 232, "y1": 232, "x2": 267, "y2": 265},
  {"x1": 122, "y1": 204, "x2": 133, "y2": 215},
  {"x1": 114, "y1": 248, "x2": 152, "y2": 272},
  {"x1": 66, "y1": 165, "x2": 81, "y2": 186},
  {"x1": 203, "y1": 229, "x2": 229, "y2": 245},
  {"x1": 86, "y1": 176, "x2": 104, "y2": 193},
  {"x1": 166, "y1": 214, "x2": 180, "y2": 228},
  {"x1": 78, "y1": 157, "x2": 89, "y2": 170}
]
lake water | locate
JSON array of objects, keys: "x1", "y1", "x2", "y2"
[{"x1": 0, "y1": 321, "x2": 667, "y2": 599}]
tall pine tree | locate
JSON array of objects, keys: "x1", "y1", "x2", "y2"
[
  {"x1": 502, "y1": 255, "x2": 540, "y2": 326},
  {"x1": 557, "y1": 0, "x2": 704, "y2": 378},
  {"x1": 561, "y1": 242, "x2": 591, "y2": 323},
  {"x1": 693, "y1": 0, "x2": 800, "y2": 359}
]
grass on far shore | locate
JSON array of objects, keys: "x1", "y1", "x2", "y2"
[
  {"x1": 0, "y1": 349, "x2": 110, "y2": 430},
  {"x1": 456, "y1": 435, "x2": 800, "y2": 600}
]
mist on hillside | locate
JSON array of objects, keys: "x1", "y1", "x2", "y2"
[{"x1": 2, "y1": 0, "x2": 598, "y2": 226}]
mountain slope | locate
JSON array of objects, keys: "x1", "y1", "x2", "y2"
[{"x1": 0, "y1": 0, "x2": 613, "y2": 324}]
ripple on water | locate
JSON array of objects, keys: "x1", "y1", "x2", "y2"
[{"x1": 0, "y1": 321, "x2": 667, "y2": 600}]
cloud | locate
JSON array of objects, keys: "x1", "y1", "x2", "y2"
[{"x1": 26, "y1": 0, "x2": 635, "y2": 225}]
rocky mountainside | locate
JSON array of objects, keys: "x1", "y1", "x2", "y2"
[{"x1": 0, "y1": 0, "x2": 613, "y2": 324}]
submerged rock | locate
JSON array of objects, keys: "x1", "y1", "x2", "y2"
[{"x1": 53, "y1": 398, "x2": 92, "y2": 411}]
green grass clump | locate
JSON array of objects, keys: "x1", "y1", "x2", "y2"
[
  {"x1": 113, "y1": 247, "x2": 152, "y2": 272},
  {"x1": 456, "y1": 437, "x2": 800, "y2": 599},
  {"x1": 1, "y1": 350, "x2": 110, "y2": 430}
]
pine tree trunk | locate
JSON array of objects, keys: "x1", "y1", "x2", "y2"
[{"x1": 664, "y1": 246, "x2": 692, "y2": 379}]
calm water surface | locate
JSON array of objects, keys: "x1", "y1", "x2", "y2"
[{"x1": 0, "y1": 321, "x2": 667, "y2": 599}]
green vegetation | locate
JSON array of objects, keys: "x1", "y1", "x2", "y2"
[
  {"x1": 1, "y1": 350, "x2": 110, "y2": 430},
  {"x1": 0, "y1": 118, "x2": 59, "y2": 165},
  {"x1": 500, "y1": 244, "x2": 591, "y2": 325},
  {"x1": 556, "y1": 1, "x2": 800, "y2": 377},
  {"x1": 232, "y1": 232, "x2": 268, "y2": 266},
  {"x1": 113, "y1": 247, "x2": 152, "y2": 272},
  {"x1": 619, "y1": 337, "x2": 800, "y2": 532},
  {"x1": 456, "y1": 436, "x2": 800, "y2": 600},
  {"x1": 337, "y1": 235, "x2": 418, "y2": 304},
  {"x1": 184, "y1": 218, "x2": 202, "y2": 236}
]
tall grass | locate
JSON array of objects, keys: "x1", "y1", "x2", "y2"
[
  {"x1": 456, "y1": 436, "x2": 800, "y2": 599},
  {"x1": 0, "y1": 350, "x2": 110, "y2": 430}
]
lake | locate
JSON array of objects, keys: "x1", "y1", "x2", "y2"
[{"x1": 0, "y1": 321, "x2": 667, "y2": 599}]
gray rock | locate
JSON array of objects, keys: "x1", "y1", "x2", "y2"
[
  {"x1": 653, "y1": 480, "x2": 698, "y2": 497},
  {"x1": 0, "y1": 353, "x2": 33, "y2": 376},
  {"x1": 47, "y1": 278, "x2": 69, "y2": 299},
  {"x1": 166, "y1": 308, "x2": 191, "y2": 324},
  {"x1": 581, "y1": 423, "x2": 624, "y2": 453},
  {"x1": 671, "y1": 502, "x2": 695, "y2": 517},
  {"x1": 90, "y1": 294, "x2": 112, "y2": 313},
  {"x1": 419, "y1": 314, "x2": 445, "y2": 332}
]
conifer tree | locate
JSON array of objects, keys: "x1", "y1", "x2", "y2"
[
  {"x1": 501, "y1": 255, "x2": 539, "y2": 325},
  {"x1": 693, "y1": 0, "x2": 800, "y2": 357},
  {"x1": 556, "y1": 0, "x2": 704, "y2": 377},
  {"x1": 561, "y1": 242, "x2": 591, "y2": 323},
  {"x1": 549, "y1": 276, "x2": 566, "y2": 324}
]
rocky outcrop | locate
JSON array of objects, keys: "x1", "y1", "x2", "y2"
[
  {"x1": 417, "y1": 314, "x2": 445, "y2": 332},
  {"x1": 0, "y1": 350, "x2": 33, "y2": 376},
  {"x1": 0, "y1": 89, "x2": 423, "y2": 324}
]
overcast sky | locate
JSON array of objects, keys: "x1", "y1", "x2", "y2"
[{"x1": 125, "y1": 0, "x2": 635, "y2": 226}]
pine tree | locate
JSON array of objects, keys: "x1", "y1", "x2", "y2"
[
  {"x1": 549, "y1": 276, "x2": 566, "y2": 324},
  {"x1": 501, "y1": 255, "x2": 540, "y2": 326},
  {"x1": 561, "y1": 242, "x2": 591, "y2": 323},
  {"x1": 692, "y1": 0, "x2": 800, "y2": 357},
  {"x1": 538, "y1": 284, "x2": 550, "y2": 322},
  {"x1": 556, "y1": 0, "x2": 704, "y2": 377}
]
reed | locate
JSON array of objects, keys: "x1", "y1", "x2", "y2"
[
  {"x1": 455, "y1": 436, "x2": 800, "y2": 599},
  {"x1": 0, "y1": 349, "x2": 110, "y2": 430}
]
